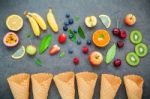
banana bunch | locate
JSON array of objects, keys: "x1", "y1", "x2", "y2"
[
  {"x1": 24, "y1": 11, "x2": 47, "y2": 37},
  {"x1": 47, "y1": 8, "x2": 59, "y2": 33}
]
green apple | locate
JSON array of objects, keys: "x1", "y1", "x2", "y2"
[{"x1": 26, "y1": 45, "x2": 37, "y2": 55}]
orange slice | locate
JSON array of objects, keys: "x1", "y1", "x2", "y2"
[{"x1": 92, "y1": 29, "x2": 110, "y2": 47}]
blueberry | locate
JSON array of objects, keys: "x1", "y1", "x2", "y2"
[
  {"x1": 66, "y1": 14, "x2": 70, "y2": 18},
  {"x1": 68, "y1": 18, "x2": 74, "y2": 24},
  {"x1": 64, "y1": 21, "x2": 69, "y2": 26},
  {"x1": 68, "y1": 49, "x2": 73, "y2": 54},
  {"x1": 69, "y1": 34, "x2": 73, "y2": 39},
  {"x1": 73, "y1": 29, "x2": 77, "y2": 33},
  {"x1": 63, "y1": 26, "x2": 68, "y2": 31},
  {"x1": 77, "y1": 39, "x2": 81, "y2": 45},
  {"x1": 86, "y1": 39, "x2": 92, "y2": 45}
]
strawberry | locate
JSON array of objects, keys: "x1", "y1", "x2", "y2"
[
  {"x1": 58, "y1": 33, "x2": 67, "y2": 44},
  {"x1": 49, "y1": 44, "x2": 60, "y2": 55}
]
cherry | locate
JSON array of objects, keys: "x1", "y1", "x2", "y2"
[
  {"x1": 113, "y1": 59, "x2": 122, "y2": 67},
  {"x1": 112, "y1": 28, "x2": 120, "y2": 36},
  {"x1": 117, "y1": 41, "x2": 124, "y2": 48},
  {"x1": 119, "y1": 29, "x2": 127, "y2": 39}
]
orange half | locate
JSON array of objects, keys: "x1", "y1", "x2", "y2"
[{"x1": 92, "y1": 29, "x2": 110, "y2": 47}]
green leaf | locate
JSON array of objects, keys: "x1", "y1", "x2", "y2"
[
  {"x1": 68, "y1": 29, "x2": 76, "y2": 43},
  {"x1": 59, "y1": 51, "x2": 65, "y2": 58},
  {"x1": 105, "y1": 44, "x2": 116, "y2": 64},
  {"x1": 39, "y1": 34, "x2": 52, "y2": 54},
  {"x1": 78, "y1": 26, "x2": 85, "y2": 39},
  {"x1": 25, "y1": 33, "x2": 32, "y2": 38},
  {"x1": 34, "y1": 58, "x2": 42, "y2": 66}
]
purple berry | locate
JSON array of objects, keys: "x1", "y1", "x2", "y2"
[
  {"x1": 117, "y1": 41, "x2": 124, "y2": 48},
  {"x1": 114, "y1": 59, "x2": 122, "y2": 67},
  {"x1": 63, "y1": 26, "x2": 68, "y2": 31},
  {"x1": 68, "y1": 18, "x2": 74, "y2": 24}
]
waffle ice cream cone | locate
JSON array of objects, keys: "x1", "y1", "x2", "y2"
[
  {"x1": 31, "y1": 73, "x2": 53, "y2": 99},
  {"x1": 54, "y1": 72, "x2": 75, "y2": 99},
  {"x1": 76, "y1": 72, "x2": 98, "y2": 99},
  {"x1": 100, "y1": 74, "x2": 121, "y2": 99},
  {"x1": 7, "y1": 73, "x2": 30, "y2": 99},
  {"x1": 124, "y1": 75, "x2": 144, "y2": 99}
]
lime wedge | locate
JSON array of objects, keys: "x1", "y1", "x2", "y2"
[
  {"x1": 11, "y1": 46, "x2": 25, "y2": 59},
  {"x1": 99, "y1": 15, "x2": 111, "y2": 28}
]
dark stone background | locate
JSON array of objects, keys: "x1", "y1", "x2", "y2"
[{"x1": 0, "y1": 0, "x2": 150, "y2": 99}]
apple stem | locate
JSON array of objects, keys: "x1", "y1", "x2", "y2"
[{"x1": 116, "y1": 16, "x2": 119, "y2": 28}]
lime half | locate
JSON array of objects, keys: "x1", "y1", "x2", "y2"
[
  {"x1": 99, "y1": 15, "x2": 111, "y2": 28},
  {"x1": 11, "y1": 46, "x2": 25, "y2": 59}
]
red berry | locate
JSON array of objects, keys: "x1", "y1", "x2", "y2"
[
  {"x1": 82, "y1": 46, "x2": 89, "y2": 54},
  {"x1": 113, "y1": 59, "x2": 121, "y2": 67},
  {"x1": 117, "y1": 41, "x2": 124, "y2": 48},
  {"x1": 112, "y1": 28, "x2": 120, "y2": 36},
  {"x1": 119, "y1": 29, "x2": 127, "y2": 39},
  {"x1": 73, "y1": 57, "x2": 79, "y2": 65},
  {"x1": 58, "y1": 33, "x2": 67, "y2": 44}
]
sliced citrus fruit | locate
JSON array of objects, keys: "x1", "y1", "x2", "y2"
[
  {"x1": 92, "y1": 29, "x2": 110, "y2": 47},
  {"x1": 99, "y1": 15, "x2": 111, "y2": 28},
  {"x1": 6, "y1": 14, "x2": 23, "y2": 31},
  {"x1": 11, "y1": 46, "x2": 25, "y2": 59}
]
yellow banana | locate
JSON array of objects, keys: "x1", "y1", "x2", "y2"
[
  {"x1": 28, "y1": 12, "x2": 47, "y2": 31},
  {"x1": 26, "y1": 15, "x2": 40, "y2": 37},
  {"x1": 47, "y1": 9, "x2": 59, "y2": 33}
]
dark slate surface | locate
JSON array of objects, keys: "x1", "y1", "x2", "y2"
[{"x1": 0, "y1": 0, "x2": 150, "y2": 99}]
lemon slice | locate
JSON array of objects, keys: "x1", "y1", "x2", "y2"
[
  {"x1": 11, "y1": 46, "x2": 25, "y2": 59},
  {"x1": 99, "y1": 15, "x2": 111, "y2": 28},
  {"x1": 6, "y1": 14, "x2": 23, "y2": 31}
]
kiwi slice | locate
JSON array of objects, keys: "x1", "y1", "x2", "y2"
[
  {"x1": 135, "y1": 43, "x2": 148, "y2": 57},
  {"x1": 130, "y1": 30, "x2": 142, "y2": 44},
  {"x1": 126, "y1": 52, "x2": 140, "y2": 66}
]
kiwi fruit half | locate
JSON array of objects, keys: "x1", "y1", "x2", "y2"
[
  {"x1": 135, "y1": 43, "x2": 148, "y2": 57},
  {"x1": 130, "y1": 30, "x2": 142, "y2": 44},
  {"x1": 126, "y1": 52, "x2": 140, "y2": 66}
]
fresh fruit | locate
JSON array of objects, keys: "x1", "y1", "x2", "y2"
[
  {"x1": 6, "y1": 14, "x2": 23, "y2": 31},
  {"x1": 11, "y1": 46, "x2": 25, "y2": 59},
  {"x1": 130, "y1": 30, "x2": 142, "y2": 44},
  {"x1": 82, "y1": 46, "x2": 89, "y2": 54},
  {"x1": 47, "y1": 9, "x2": 59, "y2": 32},
  {"x1": 68, "y1": 18, "x2": 74, "y2": 24},
  {"x1": 63, "y1": 26, "x2": 68, "y2": 31},
  {"x1": 73, "y1": 57, "x2": 79, "y2": 65},
  {"x1": 26, "y1": 45, "x2": 37, "y2": 55},
  {"x1": 25, "y1": 14, "x2": 40, "y2": 37},
  {"x1": 77, "y1": 39, "x2": 82, "y2": 45},
  {"x1": 113, "y1": 59, "x2": 122, "y2": 67},
  {"x1": 112, "y1": 28, "x2": 120, "y2": 36},
  {"x1": 86, "y1": 39, "x2": 92, "y2": 45},
  {"x1": 68, "y1": 49, "x2": 73, "y2": 54},
  {"x1": 126, "y1": 52, "x2": 140, "y2": 66},
  {"x1": 124, "y1": 13, "x2": 136, "y2": 26},
  {"x1": 92, "y1": 29, "x2": 110, "y2": 47},
  {"x1": 27, "y1": 12, "x2": 47, "y2": 30},
  {"x1": 88, "y1": 51, "x2": 103, "y2": 66},
  {"x1": 85, "y1": 16, "x2": 97, "y2": 28},
  {"x1": 117, "y1": 41, "x2": 124, "y2": 48},
  {"x1": 3, "y1": 32, "x2": 19, "y2": 47},
  {"x1": 49, "y1": 44, "x2": 60, "y2": 55},
  {"x1": 135, "y1": 43, "x2": 148, "y2": 57},
  {"x1": 58, "y1": 33, "x2": 67, "y2": 44},
  {"x1": 119, "y1": 29, "x2": 127, "y2": 39},
  {"x1": 99, "y1": 15, "x2": 111, "y2": 28}
]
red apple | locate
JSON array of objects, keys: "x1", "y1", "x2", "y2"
[
  {"x1": 88, "y1": 51, "x2": 103, "y2": 66},
  {"x1": 124, "y1": 13, "x2": 136, "y2": 26}
]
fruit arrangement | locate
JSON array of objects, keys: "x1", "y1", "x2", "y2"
[{"x1": 2, "y1": 9, "x2": 148, "y2": 68}]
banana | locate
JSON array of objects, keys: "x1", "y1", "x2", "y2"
[
  {"x1": 85, "y1": 16, "x2": 97, "y2": 28},
  {"x1": 47, "y1": 9, "x2": 59, "y2": 33},
  {"x1": 28, "y1": 12, "x2": 47, "y2": 31},
  {"x1": 26, "y1": 15, "x2": 40, "y2": 37}
]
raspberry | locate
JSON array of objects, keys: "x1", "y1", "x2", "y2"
[
  {"x1": 82, "y1": 46, "x2": 89, "y2": 54},
  {"x1": 73, "y1": 57, "x2": 79, "y2": 65}
]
